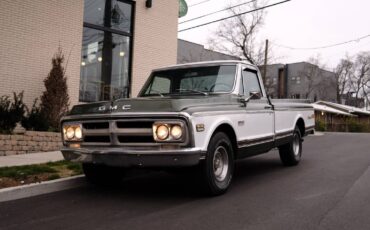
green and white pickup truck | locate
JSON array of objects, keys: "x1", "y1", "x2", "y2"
[{"x1": 61, "y1": 61, "x2": 315, "y2": 195}]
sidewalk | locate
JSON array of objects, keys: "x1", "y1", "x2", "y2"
[{"x1": 0, "y1": 151, "x2": 64, "y2": 167}]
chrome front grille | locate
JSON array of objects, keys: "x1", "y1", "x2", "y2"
[{"x1": 80, "y1": 120, "x2": 159, "y2": 146}]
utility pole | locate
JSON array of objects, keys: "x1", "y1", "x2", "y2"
[{"x1": 263, "y1": 39, "x2": 269, "y2": 86}]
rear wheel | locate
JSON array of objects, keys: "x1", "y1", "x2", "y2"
[
  {"x1": 279, "y1": 126, "x2": 302, "y2": 166},
  {"x1": 200, "y1": 132, "x2": 234, "y2": 195},
  {"x1": 82, "y1": 163, "x2": 125, "y2": 185}
]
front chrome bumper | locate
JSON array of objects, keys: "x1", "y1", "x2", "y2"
[{"x1": 61, "y1": 147, "x2": 205, "y2": 167}]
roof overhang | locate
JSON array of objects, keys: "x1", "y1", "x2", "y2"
[
  {"x1": 315, "y1": 101, "x2": 370, "y2": 116},
  {"x1": 312, "y1": 103, "x2": 356, "y2": 117}
]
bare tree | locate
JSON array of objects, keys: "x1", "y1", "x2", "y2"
[
  {"x1": 208, "y1": 1, "x2": 274, "y2": 92},
  {"x1": 348, "y1": 52, "x2": 370, "y2": 107},
  {"x1": 334, "y1": 52, "x2": 370, "y2": 107},
  {"x1": 334, "y1": 56, "x2": 354, "y2": 103},
  {"x1": 41, "y1": 47, "x2": 70, "y2": 131},
  {"x1": 207, "y1": 1, "x2": 270, "y2": 65}
]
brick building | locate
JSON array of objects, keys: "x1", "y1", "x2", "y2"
[{"x1": 0, "y1": 0, "x2": 180, "y2": 106}]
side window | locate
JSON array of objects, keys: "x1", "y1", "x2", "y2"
[
  {"x1": 145, "y1": 76, "x2": 171, "y2": 95},
  {"x1": 242, "y1": 70, "x2": 262, "y2": 97}
]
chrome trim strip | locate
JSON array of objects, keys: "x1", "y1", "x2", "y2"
[
  {"x1": 305, "y1": 125, "x2": 315, "y2": 130},
  {"x1": 275, "y1": 133, "x2": 293, "y2": 140},
  {"x1": 192, "y1": 110, "x2": 244, "y2": 116},
  {"x1": 245, "y1": 111, "x2": 274, "y2": 114},
  {"x1": 274, "y1": 108, "x2": 313, "y2": 111},
  {"x1": 114, "y1": 128, "x2": 152, "y2": 136},
  {"x1": 83, "y1": 129, "x2": 110, "y2": 135},
  {"x1": 237, "y1": 135, "x2": 275, "y2": 148},
  {"x1": 275, "y1": 130, "x2": 293, "y2": 139},
  {"x1": 192, "y1": 110, "x2": 274, "y2": 117},
  {"x1": 62, "y1": 112, "x2": 190, "y2": 121},
  {"x1": 62, "y1": 146, "x2": 203, "y2": 154}
]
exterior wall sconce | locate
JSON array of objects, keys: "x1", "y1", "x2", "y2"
[{"x1": 146, "y1": 0, "x2": 152, "y2": 8}]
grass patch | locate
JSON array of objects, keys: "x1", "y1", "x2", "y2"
[
  {"x1": 0, "y1": 165, "x2": 57, "y2": 180},
  {"x1": 66, "y1": 163, "x2": 83, "y2": 175},
  {"x1": 47, "y1": 174, "x2": 61, "y2": 180},
  {"x1": 0, "y1": 161, "x2": 82, "y2": 189},
  {"x1": 45, "y1": 161, "x2": 82, "y2": 174}
]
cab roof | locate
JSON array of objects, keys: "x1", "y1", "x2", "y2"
[{"x1": 153, "y1": 60, "x2": 256, "y2": 72}]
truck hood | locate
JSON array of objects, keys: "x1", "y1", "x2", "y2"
[{"x1": 69, "y1": 95, "x2": 242, "y2": 116}]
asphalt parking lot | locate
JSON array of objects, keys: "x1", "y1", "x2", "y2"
[{"x1": 1, "y1": 132, "x2": 370, "y2": 230}]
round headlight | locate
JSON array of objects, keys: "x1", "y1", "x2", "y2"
[
  {"x1": 171, "y1": 125, "x2": 183, "y2": 139},
  {"x1": 156, "y1": 125, "x2": 169, "y2": 140},
  {"x1": 66, "y1": 127, "x2": 75, "y2": 139},
  {"x1": 74, "y1": 126, "x2": 82, "y2": 139}
]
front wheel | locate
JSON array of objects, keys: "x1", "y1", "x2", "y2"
[
  {"x1": 200, "y1": 132, "x2": 234, "y2": 196},
  {"x1": 279, "y1": 126, "x2": 302, "y2": 166}
]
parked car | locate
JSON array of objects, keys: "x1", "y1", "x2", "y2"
[{"x1": 61, "y1": 61, "x2": 315, "y2": 195}]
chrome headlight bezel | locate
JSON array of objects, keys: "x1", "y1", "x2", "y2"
[
  {"x1": 153, "y1": 121, "x2": 186, "y2": 142},
  {"x1": 62, "y1": 123, "x2": 83, "y2": 142}
]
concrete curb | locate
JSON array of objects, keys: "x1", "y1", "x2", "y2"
[
  {"x1": 0, "y1": 175, "x2": 86, "y2": 203},
  {"x1": 311, "y1": 131, "x2": 324, "y2": 136}
]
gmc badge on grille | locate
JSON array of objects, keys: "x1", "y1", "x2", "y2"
[
  {"x1": 98, "y1": 105, "x2": 131, "y2": 111},
  {"x1": 98, "y1": 105, "x2": 118, "y2": 111}
]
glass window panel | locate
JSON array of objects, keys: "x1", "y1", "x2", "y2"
[
  {"x1": 145, "y1": 77, "x2": 171, "y2": 95},
  {"x1": 140, "y1": 66, "x2": 236, "y2": 97},
  {"x1": 178, "y1": 66, "x2": 235, "y2": 92},
  {"x1": 84, "y1": 0, "x2": 132, "y2": 33},
  {"x1": 79, "y1": 27, "x2": 130, "y2": 102},
  {"x1": 242, "y1": 70, "x2": 262, "y2": 97}
]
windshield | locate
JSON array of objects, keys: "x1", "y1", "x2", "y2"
[{"x1": 140, "y1": 65, "x2": 236, "y2": 97}]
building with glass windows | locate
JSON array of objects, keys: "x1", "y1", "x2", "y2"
[{"x1": 0, "y1": 0, "x2": 181, "y2": 106}]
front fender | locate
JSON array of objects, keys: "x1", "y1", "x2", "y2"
[{"x1": 190, "y1": 115, "x2": 236, "y2": 151}]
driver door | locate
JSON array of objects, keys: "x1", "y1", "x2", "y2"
[{"x1": 238, "y1": 67, "x2": 274, "y2": 156}]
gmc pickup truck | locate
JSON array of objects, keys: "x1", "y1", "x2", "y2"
[{"x1": 61, "y1": 61, "x2": 315, "y2": 195}]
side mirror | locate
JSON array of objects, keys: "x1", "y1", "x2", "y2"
[{"x1": 245, "y1": 91, "x2": 261, "y2": 103}]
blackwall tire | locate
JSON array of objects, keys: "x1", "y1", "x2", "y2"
[
  {"x1": 200, "y1": 132, "x2": 234, "y2": 196},
  {"x1": 279, "y1": 126, "x2": 302, "y2": 166},
  {"x1": 82, "y1": 163, "x2": 125, "y2": 185}
]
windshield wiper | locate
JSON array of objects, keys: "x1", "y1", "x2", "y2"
[{"x1": 176, "y1": 88, "x2": 208, "y2": 96}]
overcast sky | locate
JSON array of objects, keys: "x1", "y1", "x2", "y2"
[{"x1": 178, "y1": 0, "x2": 370, "y2": 70}]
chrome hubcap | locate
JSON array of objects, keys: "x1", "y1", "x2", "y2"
[
  {"x1": 293, "y1": 133, "x2": 300, "y2": 157},
  {"x1": 213, "y1": 146, "x2": 229, "y2": 182}
]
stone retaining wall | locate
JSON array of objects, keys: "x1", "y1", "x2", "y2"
[{"x1": 0, "y1": 131, "x2": 62, "y2": 156}]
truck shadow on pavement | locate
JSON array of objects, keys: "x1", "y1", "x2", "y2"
[
  {"x1": 85, "y1": 151, "x2": 286, "y2": 199},
  {"x1": 0, "y1": 153, "x2": 293, "y2": 230}
]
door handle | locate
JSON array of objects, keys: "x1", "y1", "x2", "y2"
[{"x1": 264, "y1": 105, "x2": 272, "y2": 109}]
